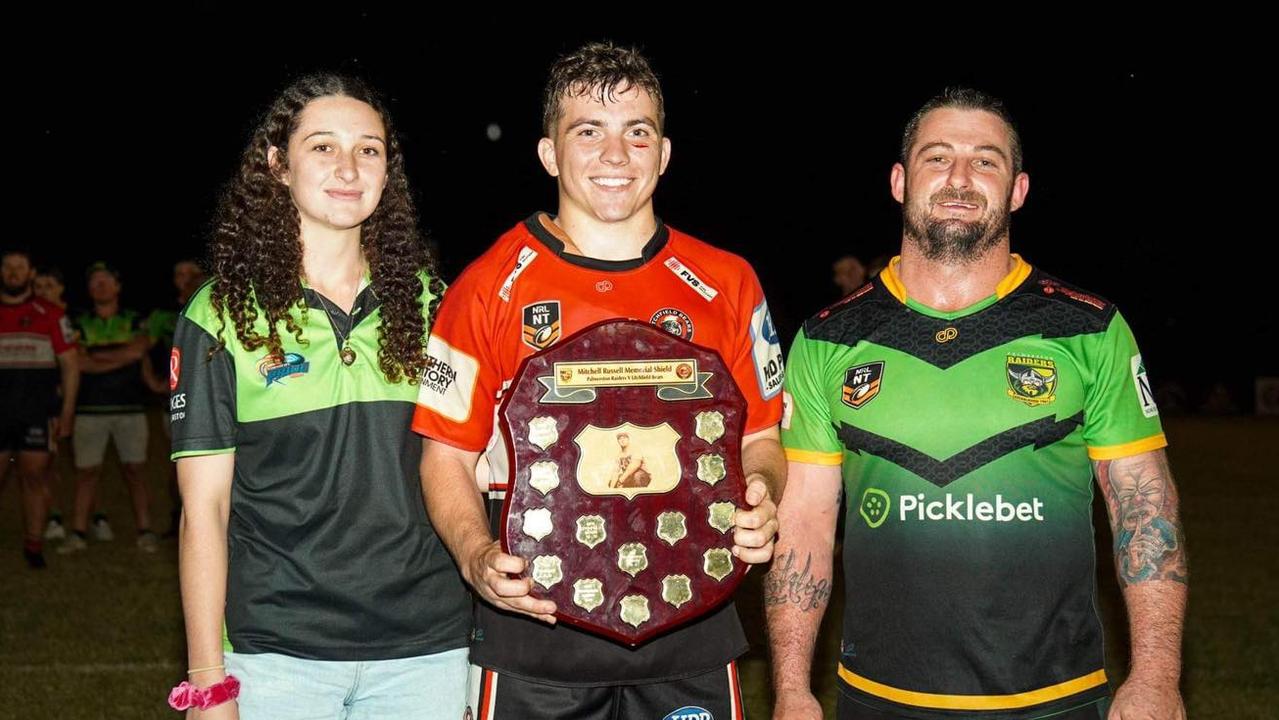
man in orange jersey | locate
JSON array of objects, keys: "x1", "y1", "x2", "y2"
[{"x1": 414, "y1": 42, "x2": 786, "y2": 720}]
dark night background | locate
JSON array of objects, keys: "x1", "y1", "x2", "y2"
[{"x1": 12, "y1": 20, "x2": 1274, "y2": 409}]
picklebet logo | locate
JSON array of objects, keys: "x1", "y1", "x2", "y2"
[
  {"x1": 859, "y1": 488, "x2": 891, "y2": 528},
  {"x1": 861, "y1": 488, "x2": 1045, "y2": 527}
]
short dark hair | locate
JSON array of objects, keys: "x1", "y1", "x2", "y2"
[
  {"x1": 901, "y1": 87, "x2": 1023, "y2": 173},
  {"x1": 542, "y1": 42, "x2": 665, "y2": 137},
  {"x1": 37, "y1": 266, "x2": 65, "y2": 285},
  {"x1": 85, "y1": 261, "x2": 121, "y2": 282}
]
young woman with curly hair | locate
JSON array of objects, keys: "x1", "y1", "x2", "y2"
[{"x1": 168, "y1": 74, "x2": 470, "y2": 719}]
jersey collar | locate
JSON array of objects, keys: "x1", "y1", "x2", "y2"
[
  {"x1": 523, "y1": 212, "x2": 670, "y2": 272},
  {"x1": 880, "y1": 253, "x2": 1032, "y2": 306}
]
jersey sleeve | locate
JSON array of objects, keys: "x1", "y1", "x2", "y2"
[
  {"x1": 169, "y1": 290, "x2": 237, "y2": 459},
  {"x1": 728, "y1": 265, "x2": 784, "y2": 434},
  {"x1": 46, "y1": 305, "x2": 76, "y2": 354},
  {"x1": 412, "y1": 266, "x2": 503, "y2": 451},
  {"x1": 780, "y1": 327, "x2": 844, "y2": 465},
  {"x1": 1082, "y1": 311, "x2": 1167, "y2": 460}
]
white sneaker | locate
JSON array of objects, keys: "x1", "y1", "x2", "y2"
[
  {"x1": 44, "y1": 520, "x2": 66, "y2": 541},
  {"x1": 136, "y1": 532, "x2": 159, "y2": 554},
  {"x1": 57, "y1": 534, "x2": 87, "y2": 554},
  {"x1": 91, "y1": 517, "x2": 114, "y2": 542}
]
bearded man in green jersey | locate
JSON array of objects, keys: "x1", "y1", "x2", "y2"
[{"x1": 766, "y1": 88, "x2": 1188, "y2": 720}]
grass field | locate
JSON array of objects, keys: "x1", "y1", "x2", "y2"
[{"x1": 1, "y1": 415, "x2": 1275, "y2": 719}]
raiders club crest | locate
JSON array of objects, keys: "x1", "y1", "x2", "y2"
[
  {"x1": 522, "y1": 301, "x2": 562, "y2": 351},
  {"x1": 1006, "y1": 355, "x2": 1058, "y2": 406}
]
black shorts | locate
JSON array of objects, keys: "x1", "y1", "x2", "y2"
[
  {"x1": 0, "y1": 416, "x2": 52, "y2": 453},
  {"x1": 837, "y1": 690, "x2": 1110, "y2": 720},
  {"x1": 470, "y1": 662, "x2": 744, "y2": 720}
]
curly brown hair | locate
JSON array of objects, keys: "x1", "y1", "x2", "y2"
[
  {"x1": 208, "y1": 73, "x2": 443, "y2": 384},
  {"x1": 541, "y1": 42, "x2": 665, "y2": 137}
]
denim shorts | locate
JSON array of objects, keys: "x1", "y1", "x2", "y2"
[{"x1": 225, "y1": 647, "x2": 468, "y2": 719}]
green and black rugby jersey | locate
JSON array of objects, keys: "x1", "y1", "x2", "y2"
[
  {"x1": 170, "y1": 274, "x2": 470, "y2": 661},
  {"x1": 781, "y1": 255, "x2": 1166, "y2": 720},
  {"x1": 76, "y1": 309, "x2": 147, "y2": 414}
]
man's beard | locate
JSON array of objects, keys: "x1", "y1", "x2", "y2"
[
  {"x1": 903, "y1": 186, "x2": 1011, "y2": 263},
  {"x1": 2, "y1": 280, "x2": 30, "y2": 296}
]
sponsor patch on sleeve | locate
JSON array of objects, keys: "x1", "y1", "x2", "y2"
[
  {"x1": 750, "y1": 301, "x2": 784, "y2": 400},
  {"x1": 169, "y1": 347, "x2": 181, "y2": 391},
  {"x1": 419, "y1": 335, "x2": 480, "y2": 422},
  {"x1": 1131, "y1": 354, "x2": 1159, "y2": 418}
]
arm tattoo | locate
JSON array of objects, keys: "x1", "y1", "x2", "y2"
[
  {"x1": 764, "y1": 549, "x2": 832, "y2": 611},
  {"x1": 1096, "y1": 453, "x2": 1188, "y2": 586}
]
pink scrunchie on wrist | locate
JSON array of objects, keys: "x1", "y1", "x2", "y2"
[{"x1": 168, "y1": 674, "x2": 241, "y2": 711}]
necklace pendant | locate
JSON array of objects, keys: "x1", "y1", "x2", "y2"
[{"x1": 340, "y1": 347, "x2": 357, "y2": 366}]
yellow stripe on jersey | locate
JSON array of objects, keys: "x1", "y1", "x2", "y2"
[
  {"x1": 838, "y1": 664, "x2": 1108, "y2": 711},
  {"x1": 784, "y1": 448, "x2": 844, "y2": 465},
  {"x1": 1087, "y1": 433, "x2": 1168, "y2": 460}
]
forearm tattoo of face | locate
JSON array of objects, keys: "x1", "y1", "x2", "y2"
[{"x1": 1100, "y1": 455, "x2": 1186, "y2": 585}]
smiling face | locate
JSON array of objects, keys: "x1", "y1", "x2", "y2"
[
  {"x1": 891, "y1": 108, "x2": 1029, "y2": 263},
  {"x1": 538, "y1": 83, "x2": 671, "y2": 231},
  {"x1": 270, "y1": 95, "x2": 389, "y2": 236}
]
